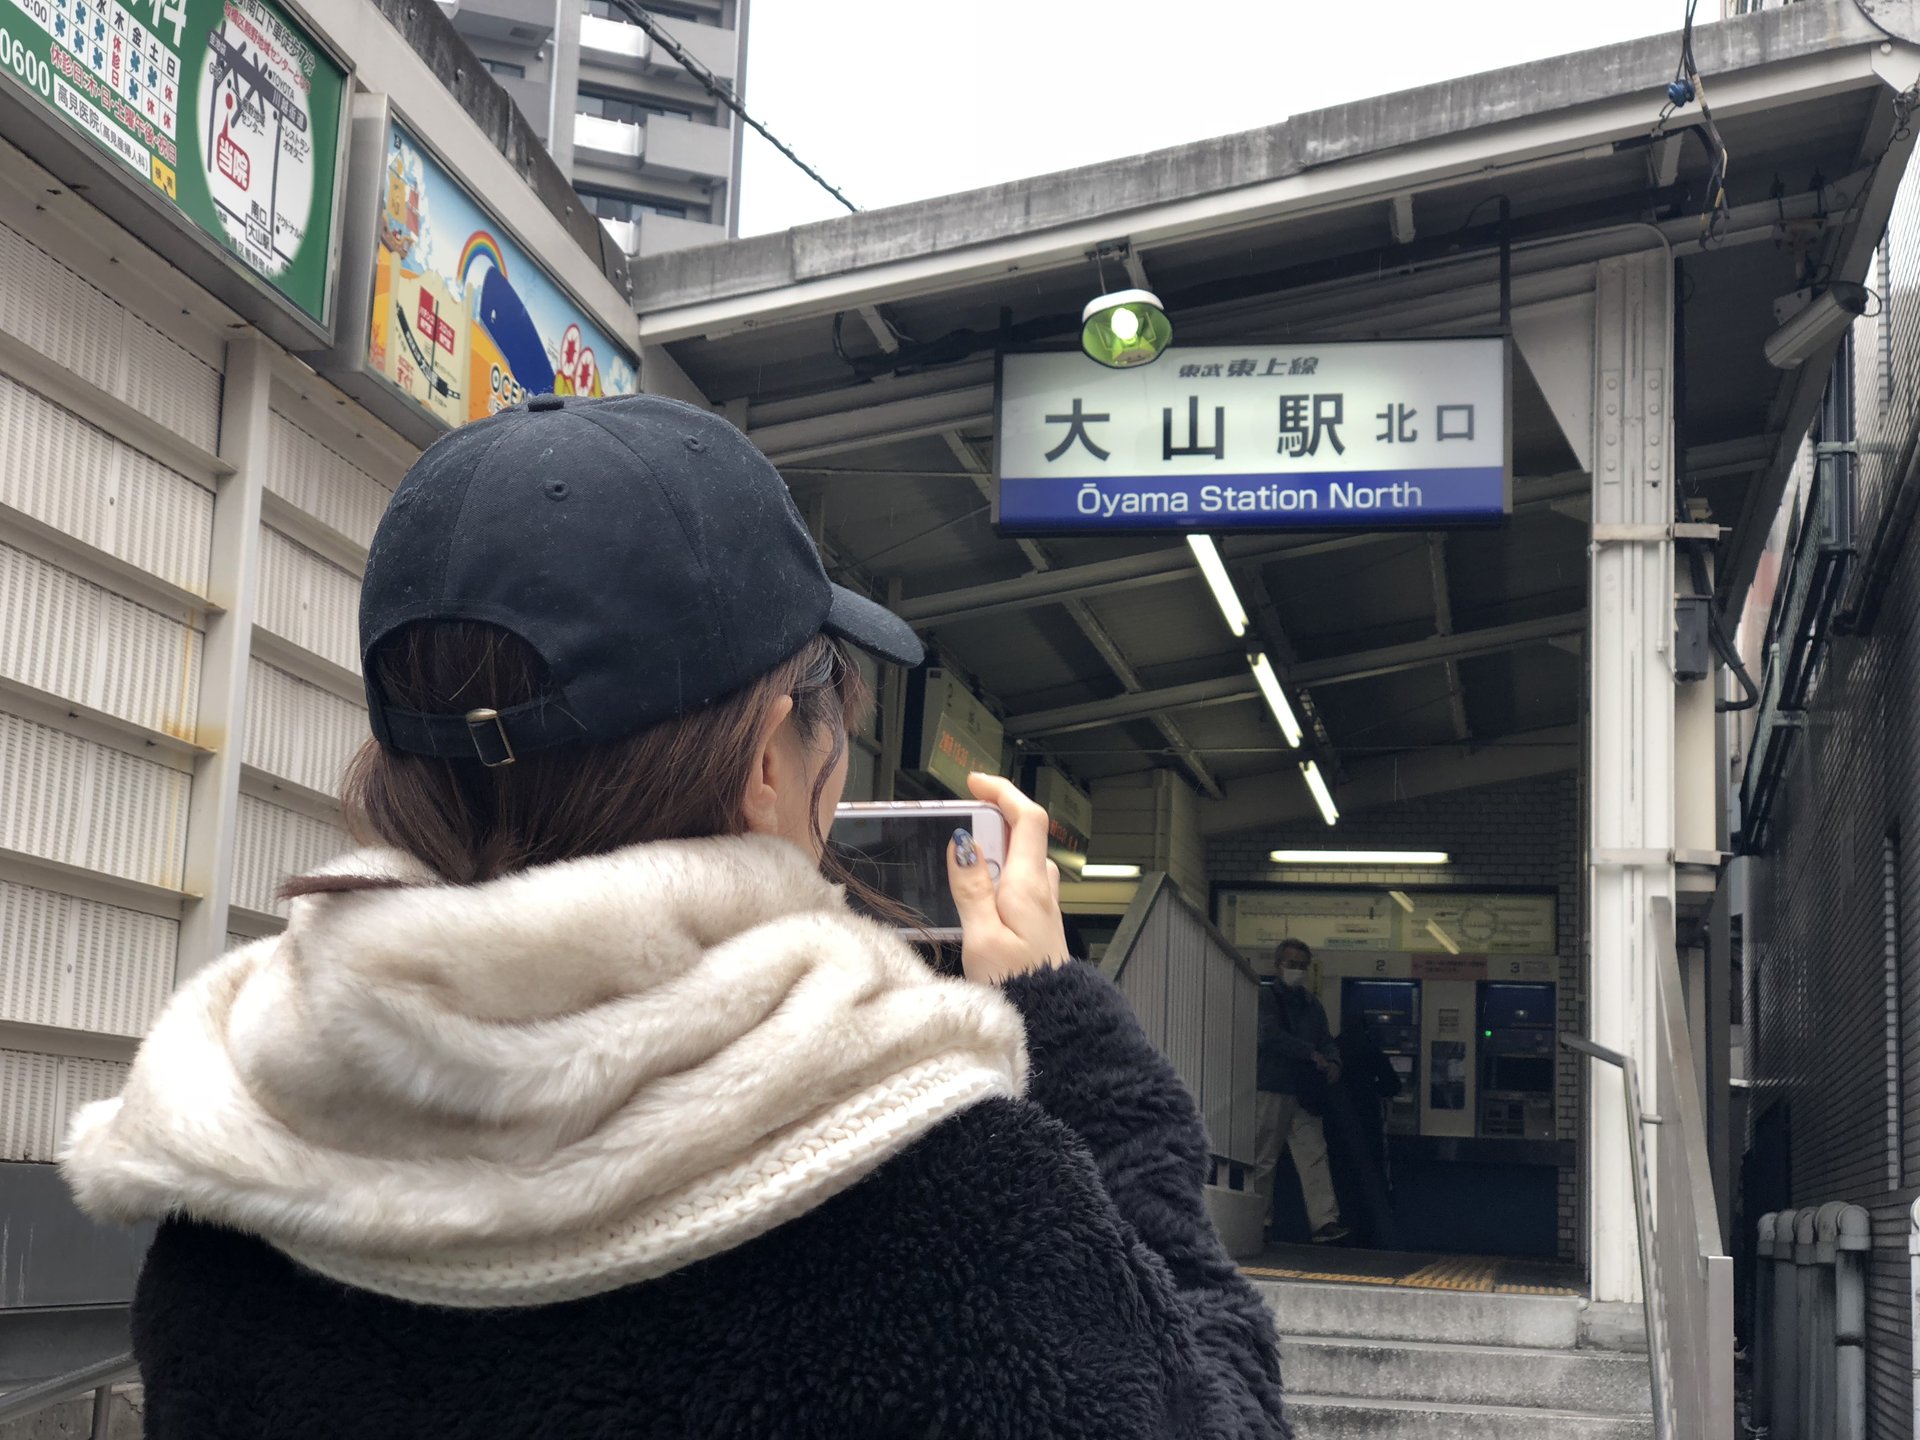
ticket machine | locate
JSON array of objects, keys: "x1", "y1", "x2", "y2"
[
  {"x1": 1339, "y1": 979, "x2": 1421, "y2": 1134},
  {"x1": 1476, "y1": 981, "x2": 1557, "y2": 1141}
]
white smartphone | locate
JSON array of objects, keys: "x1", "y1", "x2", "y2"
[{"x1": 830, "y1": 801, "x2": 1010, "y2": 941}]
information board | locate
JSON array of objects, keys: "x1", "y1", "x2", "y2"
[
  {"x1": 997, "y1": 340, "x2": 1509, "y2": 534},
  {"x1": 366, "y1": 120, "x2": 637, "y2": 427},
  {"x1": 0, "y1": 0, "x2": 345, "y2": 322},
  {"x1": 1217, "y1": 888, "x2": 1556, "y2": 960}
]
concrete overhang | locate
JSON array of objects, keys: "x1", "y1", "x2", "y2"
[
  {"x1": 626, "y1": 3, "x2": 1920, "y2": 806},
  {"x1": 636, "y1": 3, "x2": 1898, "y2": 331},
  {"x1": 637, "y1": 2, "x2": 1917, "y2": 620}
]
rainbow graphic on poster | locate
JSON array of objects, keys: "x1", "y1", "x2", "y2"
[{"x1": 366, "y1": 122, "x2": 636, "y2": 426}]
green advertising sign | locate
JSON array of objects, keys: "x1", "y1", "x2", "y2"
[{"x1": 0, "y1": 0, "x2": 345, "y2": 323}]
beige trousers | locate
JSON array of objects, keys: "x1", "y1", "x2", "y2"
[{"x1": 1252, "y1": 1090, "x2": 1340, "y2": 1234}]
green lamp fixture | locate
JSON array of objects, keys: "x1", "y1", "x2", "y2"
[{"x1": 1080, "y1": 288, "x2": 1172, "y2": 368}]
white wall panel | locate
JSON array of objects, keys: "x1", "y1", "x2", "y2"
[
  {"x1": 121, "y1": 315, "x2": 220, "y2": 452},
  {"x1": 0, "y1": 543, "x2": 202, "y2": 736},
  {"x1": 244, "y1": 658, "x2": 366, "y2": 796},
  {"x1": 267, "y1": 412, "x2": 392, "y2": 549},
  {"x1": 0, "y1": 374, "x2": 213, "y2": 593},
  {"x1": 0, "y1": 879, "x2": 174, "y2": 1037},
  {"x1": 0, "y1": 1050, "x2": 61, "y2": 1161},
  {"x1": 0, "y1": 878, "x2": 66, "y2": 1030},
  {"x1": 256, "y1": 526, "x2": 362, "y2": 672},
  {"x1": 0, "y1": 218, "x2": 219, "y2": 450},
  {"x1": 231, "y1": 794, "x2": 348, "y2": 915},
  {"x1": 0, "y1": 1050, "x2": 132, "y2": 1162},
  {"x1": 0, "y1": 711, "x2": 190, "y2": 887},
  {"x1": 0, "y1": 221, "x2": 120, "y2": 393}
]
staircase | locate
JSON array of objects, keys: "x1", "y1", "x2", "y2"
[{"x1": 1258, "y1": 1279, "x2": 1653, "y2": 1438}]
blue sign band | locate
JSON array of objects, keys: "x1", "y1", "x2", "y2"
[{"x1": 997, "y1": 468, "x2": 1508, "y2": 533}]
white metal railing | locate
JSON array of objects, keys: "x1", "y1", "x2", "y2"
[
  {"x1": 1101, "y1": 872, "x2": 1260, "y2": 1170},
  {"x1": 0, "y1": 1351, "x2": 136, "y2": 1436},
  {"x1": 1562, "y1": 895, "x2": 1733, "y2": 1440}
]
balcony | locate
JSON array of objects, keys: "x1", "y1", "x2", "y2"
[
  {"x1": 596, "y1": 211, "x2": 728, "y2": 257},
  {"x1": 642, "y1": 112, "x2": 732, "y2": 181},
  {"x1": 577, "y1": 12, "x2": 736, "y2": 84},
  {"x1": 572, "y1": 109, "x2": 730, "y2": 181},
  {"x1": 573, "y1": 111, "x2": 643, "y2": 162}
]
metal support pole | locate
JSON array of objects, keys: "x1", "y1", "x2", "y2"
[
  {"x1": 1754, "y1": 1212, "x2": 1776, "y2": 1436},
  {"x1": 88, "y1": 1386, "x2": 112, "y2": 1440},
  {"x1": 1774, "y1": 1207, "x2": 1802, "y2": 1440},
  {"x1": 1796, "y1": 1209, "x2": 1823, "y2": 1440},
  {"x1": 1909, "y1": 1198, "x2": 1920, "y2": 1440},
  {"x1": 1831, "y1": 1204, "x2": 1869, "y2": 1440}
]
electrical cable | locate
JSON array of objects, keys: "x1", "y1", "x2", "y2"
[
  {"x1": 601, "y1": 0, "x2": 858, "y2": 215},
  {"x1": 1655, "y1": 0, "x2": 1731, "y2": 246}
]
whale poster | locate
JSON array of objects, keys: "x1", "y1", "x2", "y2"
[{"x1": 366, "y1": 120, "x2": 636, "y2": 426}]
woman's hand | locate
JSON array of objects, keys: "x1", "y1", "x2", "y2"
[{"x1": 947, "y1": 773, "x2": 1070, "y2": 986}]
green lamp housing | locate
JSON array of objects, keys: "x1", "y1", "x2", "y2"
[{"x1": 1080, "y1": 289, "x2": 1173, "y2": 368}]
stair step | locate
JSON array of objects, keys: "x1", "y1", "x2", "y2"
[
  {"x1": 1285, "y1": 1394, "x2": 1655, "y2": 1440},
  {"x1": 1254, "y1": 1279, "x2": 1583, "y2": 1348},
  {"x1": 1278, "y1": 1335, "x2": 1651, "y2": 1414}
]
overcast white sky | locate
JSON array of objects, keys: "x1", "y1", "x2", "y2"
[{"x1": 737, "y1": 0, "x2": 1693, "y2": 237}]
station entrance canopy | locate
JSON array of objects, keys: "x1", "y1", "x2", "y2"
[{"x1": 631, "y1": 3, "x2": 1916, "y2": 834}]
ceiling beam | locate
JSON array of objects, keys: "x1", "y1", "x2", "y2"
[
  {"x1": 943, "y1": 433, "x2": 1223, "y2": 799},
  {"x1": 1006, "y1": 674, "x2": 1256, "y2": 739},
  {"x1": 1291, "y1": 611, "x2": 1587, "y2": 686},
  {"x1": 750, "y1": 385, "x2": 993, "y2": 465},
  {"x1": 1003, "y1": 610, "x2": 1587, "y2": 736},
  {"x1": 896, "y1": 472, "x2": 1589, "y2": 627},
  {"x1": 1199, "y1": 726, "x2": 1581, "y2": 835}
]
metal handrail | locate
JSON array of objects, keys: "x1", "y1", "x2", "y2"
[
  {"x1": 1561, "y1": 1030, "x2": 1672, "y2": 1440},
  {"x1": 0, "y1": 1351, "x2": 137, "y2": 1434},
  {"x1": 1562, "y1": 894, "x2": 1734, "y2": 1440}
]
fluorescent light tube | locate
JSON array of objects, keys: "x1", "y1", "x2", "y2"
[
  {"x1": 1249, "y1": 652, "x2": 1302, "y2": 747},
  {"x1": 1425, "y1": 919, "x2": 1462, "y2": 955},
  {"x1": 1270, "y1": 851, "x2": 1453, "y2": 865},
  {"x1": 1388, "y1": 890, "x2": 1416, "y2": 912},
  {"x1": 1080, "y1": 863, "x2": 1143, "y2": 880},
  {"x1": 1300, "y1": 760, "x2": 1339, "y2": 826},
  {"x1": 1187, "y1": 534, "x2": 1249, "y2": 637}
]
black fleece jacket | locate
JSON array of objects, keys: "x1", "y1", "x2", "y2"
[{"x1": 131, "y1": 961, "x2": 1289, "y2": 1439}]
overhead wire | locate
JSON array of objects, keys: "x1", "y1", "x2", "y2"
[{"x1": 601, "y1": 0, "x2": 858, "y2": 215}]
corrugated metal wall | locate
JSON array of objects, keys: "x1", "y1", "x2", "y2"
[
  {"x1": 0, "y1": 180, "x2": 401, "y2": 1171},
  {"x1": 1745, "y1": 159, "x2": 1920, "y2": 1436},
  {"x1": 1107, "y1": 879, "x2": 1260, "y2": 1165}
]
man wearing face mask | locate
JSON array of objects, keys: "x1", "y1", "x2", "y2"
[{"x1": 1253, "y1": 938, "x2": 1348, "y2": 1244}]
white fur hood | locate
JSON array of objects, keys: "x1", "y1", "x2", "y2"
[{"x1": 61, "y1": 835, "x2": 1028, "y2": 1308}]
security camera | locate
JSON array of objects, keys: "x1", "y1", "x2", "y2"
[{"x1": 1765, "y1": 281, "x2": 1870, "y2": 370}]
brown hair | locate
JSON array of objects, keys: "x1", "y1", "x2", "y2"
[{"x1": 287, "y1": 621, "x2": 872, "y2": 895}]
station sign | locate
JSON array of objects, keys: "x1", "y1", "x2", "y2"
[
  {"x1": 0, "y1": 0, "x2": 346, "y2": 325},
  {"x1": 995, "y1": 339, "x2": 1510, "y2": 534},
  {"x1": 364, "y1": 120, "x2": 637, "y2": 427},
  {"x1": 911, "y1": 669, "x2": 1003, "y2": 798}
]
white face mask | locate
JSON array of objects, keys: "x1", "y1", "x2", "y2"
[{"x1": 1280, "y1": 968, "x2": 1308, "y2": 988}]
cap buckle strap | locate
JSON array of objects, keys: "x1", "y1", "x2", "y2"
[{"x1": 464, "y1": 708, "x2": 517, "y2": 767}]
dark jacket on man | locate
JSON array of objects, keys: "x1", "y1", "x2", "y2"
[
  {"x1": 129, "y1": 962, "x2": 1289, "y2": 1440},
  {"x1": 1256, "y1": 978, "x2": 1337, "y2": 1101}
]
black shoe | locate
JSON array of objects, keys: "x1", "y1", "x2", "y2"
[{"x1": 1310, "y1": 1222, "x2": 1350, "y2": 1244}]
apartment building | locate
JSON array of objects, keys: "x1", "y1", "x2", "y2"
[{"x1": 441, "y1": 0, "x2": 748, "y2": 256}]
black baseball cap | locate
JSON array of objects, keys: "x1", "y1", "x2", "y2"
[{"x1": 359, "y1": 393, "x2": 924, "y2": 764}]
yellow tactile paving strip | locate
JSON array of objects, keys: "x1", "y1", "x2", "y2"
[
  {"x1": 1400, "y1": 1258, "x2": 1497, "y2": 1292},
  {"x1": 1240, "y1": 1256, "x2": 1582, "y2": 1298}
]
